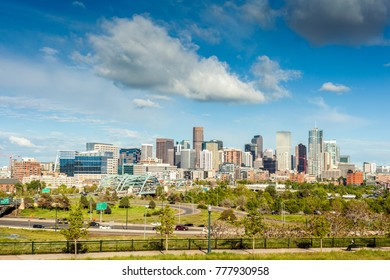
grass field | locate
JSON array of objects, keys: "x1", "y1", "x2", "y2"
[{"x1": 86, "y1": 249, "x2": 390, "y2": 260}]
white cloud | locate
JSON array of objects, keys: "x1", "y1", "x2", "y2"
[
  {"x1": 88, "y1": 15, "x2": 269, "y2": 103},
  {"x1": 133, "y1": 98, "x2": 161, "y2": 109},
  {"x1": 384, "y1": 62, "x2": 390, "y2": 67},
  {"x1": 103, "y1": 128, "x2": 140, "y2": 139},
  {"x1": 40, "y1": 47, "x2": 59, "y2": 62},
  {"x1": 251, "y1": 56, "x2": 302, "y2": 99},
  {"x1": 72, "y1": 1, "x2": 85, "y2": 9},
  {"x1": 9, "y1": 136, "x2": 35, "y2": 147},
  {"x1": 320, "y1": 82, "x2": 350, "y2": 93},
  {"x1": 309, "y1": 97, "x2": 366, "y2": 124}
]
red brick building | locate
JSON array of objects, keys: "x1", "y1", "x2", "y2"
[{"x1": 346, "y1": 171, "x2": 364, "y2": 185}]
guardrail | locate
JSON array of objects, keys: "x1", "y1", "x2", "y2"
[{"x1": 1, "y1": 237, "x2": 389, "y2": 255}]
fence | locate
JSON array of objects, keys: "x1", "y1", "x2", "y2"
[{"x1": 1, "y1": 237, "x2": 389, "y2": 255}]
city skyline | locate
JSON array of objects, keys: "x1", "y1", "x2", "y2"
[{"x1": 1, "y1": 1, "x2": 390, "y2": 167}]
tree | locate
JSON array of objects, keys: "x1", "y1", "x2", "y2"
[
  {"x1": 310, "y1": 216, "x2": 330, "y2": 252},
  {"x1": 79, "y1": 195, "x2": 89, "y2": 209},
  {"x1": 149, "y1": 200, "x2": 156, "y2": 209},
  {"x1": 60, "y1": 203, "x2": 88, "y2": 256},
  {"x1": 37, "y1": 193, "x2": 53, "y2": 209},
  {"x1": 54, "y1": 195, "x2": 70, "y2": 210},
  {"x1": 155, "y1": 205, "x2": 175, "y2": 251},
  {"x1": 244, "y1": 210, "x2": 265, "y2": 254},
  {"x1": 119, "y1": 196, "x2": 130, "y2": 208},
  {"x1": 219, "y1": 209, "x2": 237, "y2": 222}
]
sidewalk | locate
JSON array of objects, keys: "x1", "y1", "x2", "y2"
[{"x1": 1, "y1": 246, "x2": 389, "y2": 260}]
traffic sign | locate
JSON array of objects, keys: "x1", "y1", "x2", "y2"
[
  {"x1": 0, "y1": 198, "x2": 10, "y2": 205},
  {"x1": 42, "y1": 188, "x2": 50, "y2": 193},
  {"x1": 96, "y1": 202, "x2": 107, "y2": 211}
]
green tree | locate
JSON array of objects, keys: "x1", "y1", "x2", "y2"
[
  {"x1": 243, "y1": 210, "x2": 265, "y2": 254},
  {"x1": 310, "y1": 216, "x2": 330, "y2": 252},
  {"x1": 37, "y1": 193, "x2": 53, "y2": 209},
  {"x1": 156, "y1": 205, "x2": 175, "y2": 251},
  {"x1": 119, "y1": 196, "x2": 130, "y2": 208},
  {"x1": 219, "y1": 209, "x2": 237, "y2": 222},
  {"x1": 79, "y1": 195, "x2": 89, "y2": 209},
  {"x1": 149, "y1": 200, "x2": 156, "y2": 209},
  {"x1": 60, "y1": 203, "x2": 88, "y2": 256}
]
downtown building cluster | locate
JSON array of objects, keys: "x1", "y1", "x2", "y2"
[{"x1": 1, "y1": 126, "x2": 390, "y2": 192}]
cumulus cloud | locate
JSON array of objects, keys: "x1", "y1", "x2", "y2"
[
  {"x1": 133, "y1": 98, "x2": 161, "y2": 109},
  {"x1": 88, "y1": 15, "x2": 271, "y2": 103},
  {"x1": 319, "y1": 82, "x2": 350, "y2": 94},
  {"x1": 285, "y1": 0, "x2": 390, "y2": 45},
  {"x1": 251, "y1": 56, "x2": 302, "y2": 99},
  {"x1": 9, "y1": 136, "x2": 35, "y2": 147}
]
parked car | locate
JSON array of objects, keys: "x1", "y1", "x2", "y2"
[
  {"x1": 99, "y1": 225, "x2": 112, "y2": 230},
  {"x1": 32, "y1": 224, "x2": 45, "y2": 228},
  {"x1": 89, "y1": 221, "x2": 100, "y2": 227},
  {"x1": 175, "y1": 225, "x2": 189, "y2": 231}
]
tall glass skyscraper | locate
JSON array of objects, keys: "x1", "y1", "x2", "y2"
[
  {"x1": 251, "y1": 135, "x2": 263, "y2": 158},
  {"x1": 276, "y1": 131, "x2": 292, "y2": 171},
  {"x1": 193, "y1": 127, "x2": 204, "y2": 169},
  {"x1": 308, "y1": 128, "x2": 323, "y2": 177}
]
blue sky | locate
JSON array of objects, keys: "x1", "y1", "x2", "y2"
[{"x1": 1, "y1": 0, "x2": 390, "y2": 167}]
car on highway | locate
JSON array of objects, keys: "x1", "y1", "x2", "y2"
[
  {"x1": 32, "y1": 224, "x2": 45, "y2": 228},
  {"x1": 89, "y1": 221, "x2": 100, "y2": 227},
  {"x1": 57, "y1": 218, "x2": 68, "y2": 224},
  {"x1": 99, "y1": 225, "x2": 112, "y2": 229},
  {"x1": 175, "y1": 225, "x2": 189, "y2": 231}
]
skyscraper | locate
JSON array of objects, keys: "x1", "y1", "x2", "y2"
[
  {"x1": 323, "y1": 140, "x2": 340, "y2": 170},
  {"x1": 308, "y1": 128, "x2": 323, "y2": 177},
  {"x1": 295, "y1": 143, "x2": 307, "y2": 173},
  {"x1": 156, "y1": 138, "x2": 174, "y2": 165},
  {"x1": 200, "y1": 149, "x2": 213, "y2": 171},
  {"x1": 193, "y1": 127, "x2": 204, "y2": 169},
  {"x1": 202, "y1": 141, "x2": 220, "y2": 170},
  {"x1": 276, "y1": 131, "x2": 292, "y2": 171},
  {"x1": 141, "y1": 144, "x2": 153, "y2": 161},
  {"x1": 251, "y1": 135, "x2": 263, "y2": 158}
]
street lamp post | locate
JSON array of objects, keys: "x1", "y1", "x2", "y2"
[
  {"x1": 207, "y1": 205, "x2": 212, "y2": 254},
  {"x1": 125, "y1": 205, "x2": 129, "y2": 230},
  {"x1": 55, "y1": 205, "x2": 58, "y2": 232},
  {"x1": 144, "y1": 205, "x2": 149, "y2": 240}
]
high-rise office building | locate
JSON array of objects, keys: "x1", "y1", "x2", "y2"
[
  {"x1": 86, "y1": 143, "x2": 119, "y2": 174},
  {"x1": 202, "y1": 141, "x2": 220, "y2": 170},
  {"x1": 251, "y1": 135, "x2": 263, "y2": 158},
  {"x1": 308, "y1": 128, "x2": 323, "y2": 177},
  {"x1": 200, "y1": 150, "x2": 213, "y2": 171},
  {"x1": 243, "y1": 152, "x2": 253, "y2": 167},
  {"x1": 181, "y1": 149, "x2": 196, "y2": 169},
  {"x1": 295, "y1": 144, "x2": 307, "y2": 173},
  {"x1": 118, "y1": 148, "x2": 141, "y2": 174},
  {"x1": 141, "y1": 144, "x2": 153, "y2": 161},
  {"x1": 156, "y1": 138, "x2": 174, "y2": 165},
  {"x1": 58, "y1": 150, "x2": 114, "y2": 176},
  {"x1": 276, "y1": 131, "x2": 291, "y2": 171},
  {"x1": 245, "y1": 143, "x2": 258, "y2": 164},
  {"x1": 223, "y1": 148, "x2": 242, "y2": 167},
  {"x1": 324, "y1": 140, "x2": 340, "y2": 170},
  {"x1": 193, "y1": 127, "x2": 204, "y2": 169}
]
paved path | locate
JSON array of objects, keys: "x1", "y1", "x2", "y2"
[{"x1": 1, "y1": 246, "x2": 389, "y2": 260}]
